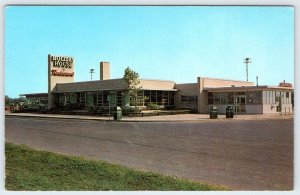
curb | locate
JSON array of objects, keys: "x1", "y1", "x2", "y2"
[
  {"x1": 5, "y1": 114, "x2": 115, "y2": 122},
  {"x1": 5, "y1": 113, "x2": 292, "y2": 123},
  {"x1": 5, "y1": 114, "x2": 235, "y2": 123}
]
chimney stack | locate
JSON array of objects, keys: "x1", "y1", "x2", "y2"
[{"x1": 100, "y1": 61, "x2": 110, "y2": 80}]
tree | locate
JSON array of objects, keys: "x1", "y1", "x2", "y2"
[
  {"x1": 5, "y1": 95, "x2": 14, "y2": 106},
  {"x1": 123, "y1": 67, "x2": 142, "y2": 107}
]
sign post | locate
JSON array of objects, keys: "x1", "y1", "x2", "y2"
[{"x1": 48, "y1": 54, "x2": 75, "y2": 109}]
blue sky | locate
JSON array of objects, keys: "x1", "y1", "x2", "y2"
[{"x1": 5, "y1": 6, "x2": 294, "y2": 98}]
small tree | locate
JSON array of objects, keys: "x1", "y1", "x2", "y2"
[
  {"x1": 123, "y1": 67, "x2": 141, "y2": 107},
  {"x1": 5, "y1": 95, "x2": 10, "y2": 106}
]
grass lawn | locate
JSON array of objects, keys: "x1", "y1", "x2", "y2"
[{"x1": 5, "y1": 142, "x2": 229, "y2": 191}]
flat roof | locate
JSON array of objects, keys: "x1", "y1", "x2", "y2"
[
  {"x1": 205, "y1": 85, "x2": 293, "y2": 92},
  {"x1": 199, "y1": 76, "x2": 254, "y2": 84},
  {"x1": 53, "y1": 78, "x2": 177, "y2": 93},
  {"x1": 20, "y1": 93, "x2": 48, "y2": 98}
]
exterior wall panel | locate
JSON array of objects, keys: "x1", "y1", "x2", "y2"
[
  {"x1": 246, "y1": 105, "x2": 263, "y2": 114},
  {"x1": 175, "y1": 83, "x2": 198, "y2": 110}
]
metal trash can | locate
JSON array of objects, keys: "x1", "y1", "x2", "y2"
[
  {"x1": 113, "y1": 106, "x2": 122, "y2": 120},
  {"x1": 226, "y1": 106, "x2": 234, "y2": 118},
  {"x1": 210, "y1": 106, "x2": 218, "y2": 119}
]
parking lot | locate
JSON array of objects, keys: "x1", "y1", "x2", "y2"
[{"x1": 5, "y1": 116, "x2": 293, "y2": 190}]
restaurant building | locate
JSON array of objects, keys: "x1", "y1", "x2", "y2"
[{"x1": 21, "y1": 54, "x2": 294, "y2": 114}]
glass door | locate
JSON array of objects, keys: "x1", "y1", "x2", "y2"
[{"x1": 234, "y1": 95, "x2": 246, "y2": 114}]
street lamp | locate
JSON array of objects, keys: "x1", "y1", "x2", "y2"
[
  {"x1": 244, "y1": 58, "x2": 251, "y2": 82},
  {"x1": 89, "y1": 68, "x2": 95, "y2": 81},
  {"x1": 88, "y1": 69, "x2": 95, "y2": 109}
]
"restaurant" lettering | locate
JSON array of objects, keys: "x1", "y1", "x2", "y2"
[{"x1": 51, "y1": 70, "x2": 74, "y2": 77}]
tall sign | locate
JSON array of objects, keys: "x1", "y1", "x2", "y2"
[{"x1": 48, "y1": 54, "x2": 75, "y2": 108}]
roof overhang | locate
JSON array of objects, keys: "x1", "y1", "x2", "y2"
[
  {"x1": 19, "y1": 93, "x2": 48, "y2": 98},
  {"x1": 205, "y1": 86, "x2": 293, "y2": 92}
]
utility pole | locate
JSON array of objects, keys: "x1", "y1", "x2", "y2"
[
  {"x1": 89, "y1": 68, "x2": 95, "y2": 81},
  {"x1": 256, "y1": 76, "x2": 258, "y2": 86},
  {"x1": 244, "y1": 58, "x2": 251, "y2": 82}
]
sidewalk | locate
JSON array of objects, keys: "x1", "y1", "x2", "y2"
[{"x1": 5, "y1": 112, "x2": 293, "y2": 122}]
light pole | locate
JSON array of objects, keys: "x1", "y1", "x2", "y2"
[
  {"x1": 89, "y1": 68, "x2": 95, "y2": 81},
  {"x1": 89, "y1": 69, "x2": 95, "y2": 109},
  {"x1": 244, "y1": 58, "x2": 251, "y2": 82}
]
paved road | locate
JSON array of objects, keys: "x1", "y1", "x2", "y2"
[{"x1": 5, "y1": 116, "x2": 293, "y2": 190}]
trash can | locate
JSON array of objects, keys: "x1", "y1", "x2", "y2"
[
  {"x1": 113, "y1": 106, "x2": 122, "y2": 120},
  {"x1": 226, "y1": 106, "x2": 234, "y2": 118},
  {"x1": 210, "y1": 106, "x2": 218, "y2": 119}
]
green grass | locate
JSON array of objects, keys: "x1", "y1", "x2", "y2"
[{"x1": 5, "y1": 142, "x2": 229, "y2": 191}]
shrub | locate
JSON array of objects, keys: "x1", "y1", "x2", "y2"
[
  {"x1": 147, "y1": 103, "x2": 160, "y2": 110},
  {"x1": 121, "y1": 106, "x2": 141, "y2": 115}
]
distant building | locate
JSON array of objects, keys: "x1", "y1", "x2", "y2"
[{"x1": 20, "y1": 54, "x2": 294, "y2": 114}]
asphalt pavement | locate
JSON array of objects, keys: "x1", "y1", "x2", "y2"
[{"x1": 5, "y1": 115, "x2": 293, "y2": 190}]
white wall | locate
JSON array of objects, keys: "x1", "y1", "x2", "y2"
[
  {"x1": 246, "y1": 105, "x2": 263, "y2": 114},
  {"x1": 280, "y1": 104, "x2": 293, "y2": 114}
]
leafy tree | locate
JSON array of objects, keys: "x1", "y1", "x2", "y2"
[
  {"x1": 123, "y1": 67, "x2": 142, "y2": 107},
  {"x1": 5, "y1": 96, "x2": 28, "y2": 106},
  {"x1": 5, "y1": 95, "x2": 14, "y2": 106}
]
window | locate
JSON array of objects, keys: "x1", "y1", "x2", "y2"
[
  {"x1": 70, "y1": 93, "x2": 76, "y2": 103},
  {"x1": 188, "y1": 96, "x2": 198, "y2": 102},
  {"x1": 213, "y1": 92, "x2": 220, "y2": 104},
  {"x1": 66, "y1": 93, "x2": 71, "y2": 104},
  {"x1": 285, "y1": 92, "x2": 290, "y2": 104},
  {"x1": 116, "y1": 91, "x2": 123, "y2": 106},
  {"x1": 169, "y1": 92, "x2": 175, "y2": 105},
  {"x1": 228, "y1": 92, "x2": 234, "y2": 104},
  {"x1": 208, "y1": 93, "x2": 213, "y2": 104},
  {"x1": 102, "y1": 91, "x2": 108, "y2": 106},
  {"x1": 181, "y1": 96, "x2": 188, "y2": 103},
  {"x1": 246, "y1": 92, "x2": 253, "y2": 104},
  {"x1": 162, "y1": 91, "x2": 169, "y2": 105},
  {"x1": 275, "y1": 91, "x2": 283, "y2": 104},
  {"x1": 150, "y1": 91, "x2": 156, "y2": 103},
  {"x1": 96, "y1": 92, "x2": 103, "y2": 106},
  {"x1": 253, "y1": 91, "x2": 262, "y2": 104},
  {"x1": 59, "y1": 94, "x2": 65, "y2": 105},
  {"x1": 86, "y1": 93, "x2": 93, "y2": 107},
  {"x1": 157, "y1": 91, "x2": 163, "y2": 105},
  {"x1": 181, "y1": 95, "x2": 197, "y2": 103},
  {"x1": 144, "y1": 91, "x2": 150, "y2": 104},
  {"x1": 220, "y1": 92, "x2": 227, "y2": 104},
  {"x1": 80, "y1": 92, "x2": 85, "y2": 105}
]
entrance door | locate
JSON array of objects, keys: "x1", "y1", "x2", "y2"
[
  {"x1": 234, "y1": 95, "x2": 246, "y2": 114},
  {"x1": 276, "y1": 96, "x2": 282, "y2": 112}
]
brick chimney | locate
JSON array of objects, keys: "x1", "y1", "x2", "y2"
[{"x1": 100, "y1": 61, "x2": 110, "y2": 80}]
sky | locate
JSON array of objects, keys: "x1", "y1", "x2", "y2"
[{"x1": 4, "y1": 6, "x2": 294, "y2": 98}]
